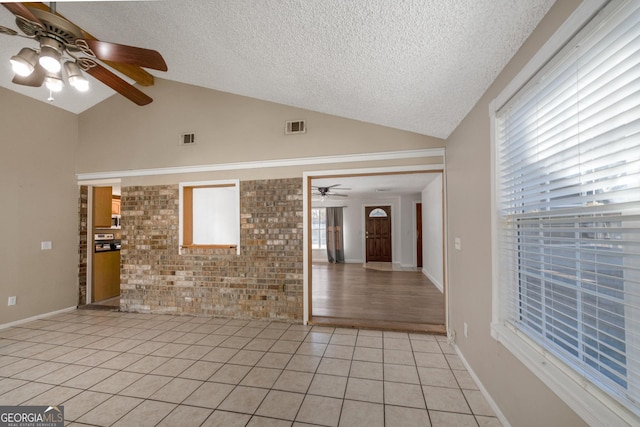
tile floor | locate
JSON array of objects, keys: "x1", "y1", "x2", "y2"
[{"x1": 0, "y1": 310, "x2": 501, "y2": 426}]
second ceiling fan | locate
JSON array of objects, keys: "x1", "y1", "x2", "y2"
[
  {"x1": 0, "y1": 2, "x2": 167, "y2": 105},
  {"x1": 312, "y1": 184, "x2": 351, "y2": 200}
]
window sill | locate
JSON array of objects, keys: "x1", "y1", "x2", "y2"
[
  {"x1": 179, "y1": 245, "x2": 239, "y2": 255},
  {"x1": 491, "y1": 321, "x2": 638, "y2": 426},
  {"x1": 181, "y1": 245, "x2": 237, "y2": 250}
]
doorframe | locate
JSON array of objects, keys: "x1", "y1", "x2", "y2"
[
  {"x1": 302, "y1": 164, "x2": 446, "y2": 326},
  {"x1": 416, "y1": 201, "x2": 423, "y2": 269},
  {"x1": 77, "y1": 178, "x2": 121, "y2": 305}
]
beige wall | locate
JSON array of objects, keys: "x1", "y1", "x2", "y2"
[
  {"x1": 0, "y1": 87, "x2": 79, "y2": 324},
  {"x1": 445, "y1": 1, "x2": 588, "y2": 426},
  {"x1": 78, "y1": 78, "x2": 443, "y2": 175}
]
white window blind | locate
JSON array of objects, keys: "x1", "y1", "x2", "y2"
[
  {"x1": 192, "y1": 186, "x2": 238, "y2": 245},
  {"x1": 496, "y1": 0, "x2": 640, "y2": 415}
]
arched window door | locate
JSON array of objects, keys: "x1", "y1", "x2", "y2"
[{"x1": 365, "y1": 206, "x2": 392, "y2": 262}]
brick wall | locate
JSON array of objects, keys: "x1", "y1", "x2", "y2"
[
  {"x1": 119, "y1": 178, "x2": 304, "y2": 321},
  {"x1": 78, "y1": 185, "x2": 88, "y2": 306}
]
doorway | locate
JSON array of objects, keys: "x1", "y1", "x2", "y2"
[
  {"x1": 78, "y1": 182, "x2": 122, "y2": 310},
  {"x1": 308, "y1": 171, "x2": 445, "y2": 333}
]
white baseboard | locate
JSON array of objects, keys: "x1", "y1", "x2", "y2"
[
  {"x1": 423, "y1": 269, "x2": 444, "y2": 292},
  {"x1": 346, "y1": 259, "x2": 364, "y2": 264},
  {"x1": 450, "y1": 338, "x2": 511, "y2": 427},
  {"x1": 0, "y1": 306, "x2": 77, "y2": 330}
]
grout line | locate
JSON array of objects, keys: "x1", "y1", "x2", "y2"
[{"x1": 0, "y1": 311, "x2": 505, "y2": 426}]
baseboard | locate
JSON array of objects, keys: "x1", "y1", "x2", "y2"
[
  {"x1": 451, "y1": 339, "x2": 511, "y2": 427},
  {"x1": 0, "y1": 306, "x2": 77, "y2": 330},
  {"x1": 423, "y1": 269, "x2": 444, "y2": 292},
  {"x1": 345, "y1": 259, "x2": 363, "y2": 264}
]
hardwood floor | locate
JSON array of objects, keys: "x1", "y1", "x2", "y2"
[{"x1": 311, "y1": 263, "x2": 445, "y2": 333}]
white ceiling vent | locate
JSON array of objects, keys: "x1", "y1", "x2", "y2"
[
  {"x1": 285, "y1": 120, "x2": 306, "y2": 135},
  {"x1": 179, "y1": 132, "x2": 196, "y2": 145}
]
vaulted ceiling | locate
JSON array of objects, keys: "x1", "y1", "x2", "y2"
[{"x1": 0, "y1": 1, "x2": 554, "y2": 139}]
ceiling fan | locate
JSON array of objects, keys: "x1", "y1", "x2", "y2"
[
  {"x1": 0, "y1": 2, "x2": 167, "y2": 105},
  {"x1": 312, "y1": 184, "x2": 351, "y2": 200}
]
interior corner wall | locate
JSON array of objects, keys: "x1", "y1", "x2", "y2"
[
  {"x1": 444, "y1": 0, "x2": 588, "y2": 426},
  {"x1": 422, "y1": 174, "x2": 443, "y2": 291},
  {"x1": 399, "y1": 193, "x2": 421, "y2": 267},
  {"x1": 0, "y1": 88, "x2": 79, "y2": 325}
]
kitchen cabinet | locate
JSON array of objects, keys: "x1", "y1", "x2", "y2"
[
  {"x1": 93, "y1": 250, "x2": 120, "y2": 302},
  {"x1": 112, "y1": 197, "x2": 121, "y2": 215},
  {"x1": 93, "y1": 187, "x2": 112, "y2": 228}
]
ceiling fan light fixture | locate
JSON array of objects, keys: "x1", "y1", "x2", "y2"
[
  {"x1": 38, "y1": 38, "x2": 62, "y2": 73},
  {"x1": 64, "y1": 61, "x2": 89, "y2": 92},
  {"x1": 44, "y1": 72, "x2": 64, "y2": 92},
  {"x1": 10, "y1": 47, "x2": 38, "y2": 77}
]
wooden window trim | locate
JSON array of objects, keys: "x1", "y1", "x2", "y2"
[{"x1": 180, "y1": 244, "x2": 238, "y2": 250}]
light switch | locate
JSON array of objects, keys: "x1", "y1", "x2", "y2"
[
  {"x1": 454, "y1": 237, "x2": 462, "y2": 251},
  {"x1": 41, "y1": 241, "x2": 52, "y2": 250}
]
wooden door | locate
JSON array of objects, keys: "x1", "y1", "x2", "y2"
[
  {"x1": 365, "y1": 206, "x2": 392, "y2": 262},
  {"x1": 417, "y1": 203, "x2": 423, "y2": 268}
]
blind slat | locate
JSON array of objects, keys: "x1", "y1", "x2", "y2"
[{"x1": 495, "y1": 0, "x2": 640, "y2": 415}]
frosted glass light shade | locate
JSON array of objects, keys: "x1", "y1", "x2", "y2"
[
  {"x1": 10, "y1": 48, "x2": 38, "y2": 76},
  {"x1": 39, "y1": 44, "x2": 61, "y2": 73}
]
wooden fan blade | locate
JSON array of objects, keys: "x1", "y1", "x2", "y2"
[
  {"x1": 83, "y1": 39, "x2": 168, "y2": 71},
  {"x1": 85, "y1": 63, "x2": 152, "y2": 106},
  {"x1": 101, "y1": 61, "x2": 155, "y2": 86},
  {"x1": 27, "y1": 2, "x2": 156, "y2": 86},
  {"x1": 2, "y1": 3, "x2": 45, "y2": 29},
  {"x1": 12, "y1": 64, "x2": 46, "y2": 87}
]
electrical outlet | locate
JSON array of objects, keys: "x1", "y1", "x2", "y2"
[
  {"x1": 41, "y1": 241, "x2": 52, "y2": 250},
  {"x1": 454, "y1": 237, "x2": 462, "y2": 251},
  {"x1": 464, "y1": 322, "x2": 468, "y2": 338},
  {"x1": 7, "y1": 296, "x2": 16, "y2": 306}
]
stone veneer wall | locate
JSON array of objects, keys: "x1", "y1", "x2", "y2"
[
  {"x1": 77, "y1": 185, "x2": 88, "y2": 306},
  {"x1": 119, "y1": 178, "x2": 304, "y2": 321}
]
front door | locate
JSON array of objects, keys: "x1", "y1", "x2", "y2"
[{"x1": 365, "y1": 206, "x2": 392, "y2": 262}]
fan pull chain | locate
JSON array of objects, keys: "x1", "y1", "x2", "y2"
[{"x1": 47, "y1": 89, "x2": 54, "y2": 102}]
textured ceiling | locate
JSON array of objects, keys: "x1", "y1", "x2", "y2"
[{"x1": 0, "y1": 0, "x2": 554, "y2": 138}]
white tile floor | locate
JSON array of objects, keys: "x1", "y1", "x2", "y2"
[{"x1": 0, "y1": 310, "x2": 502, "y2": 426}]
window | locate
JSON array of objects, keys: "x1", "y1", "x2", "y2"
[
  {"x1": 311, "y1": 208, "x2": 327, "y2": 249},
  {"x1": 368, "y1": 208, "x2": 388, "y2": 218},
  {"x1": 179, "y1": 180, "x2": 240, "y2": 254},
  {"x1": 493, "y1": 0, "x2": 640, "y2": 421}
]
